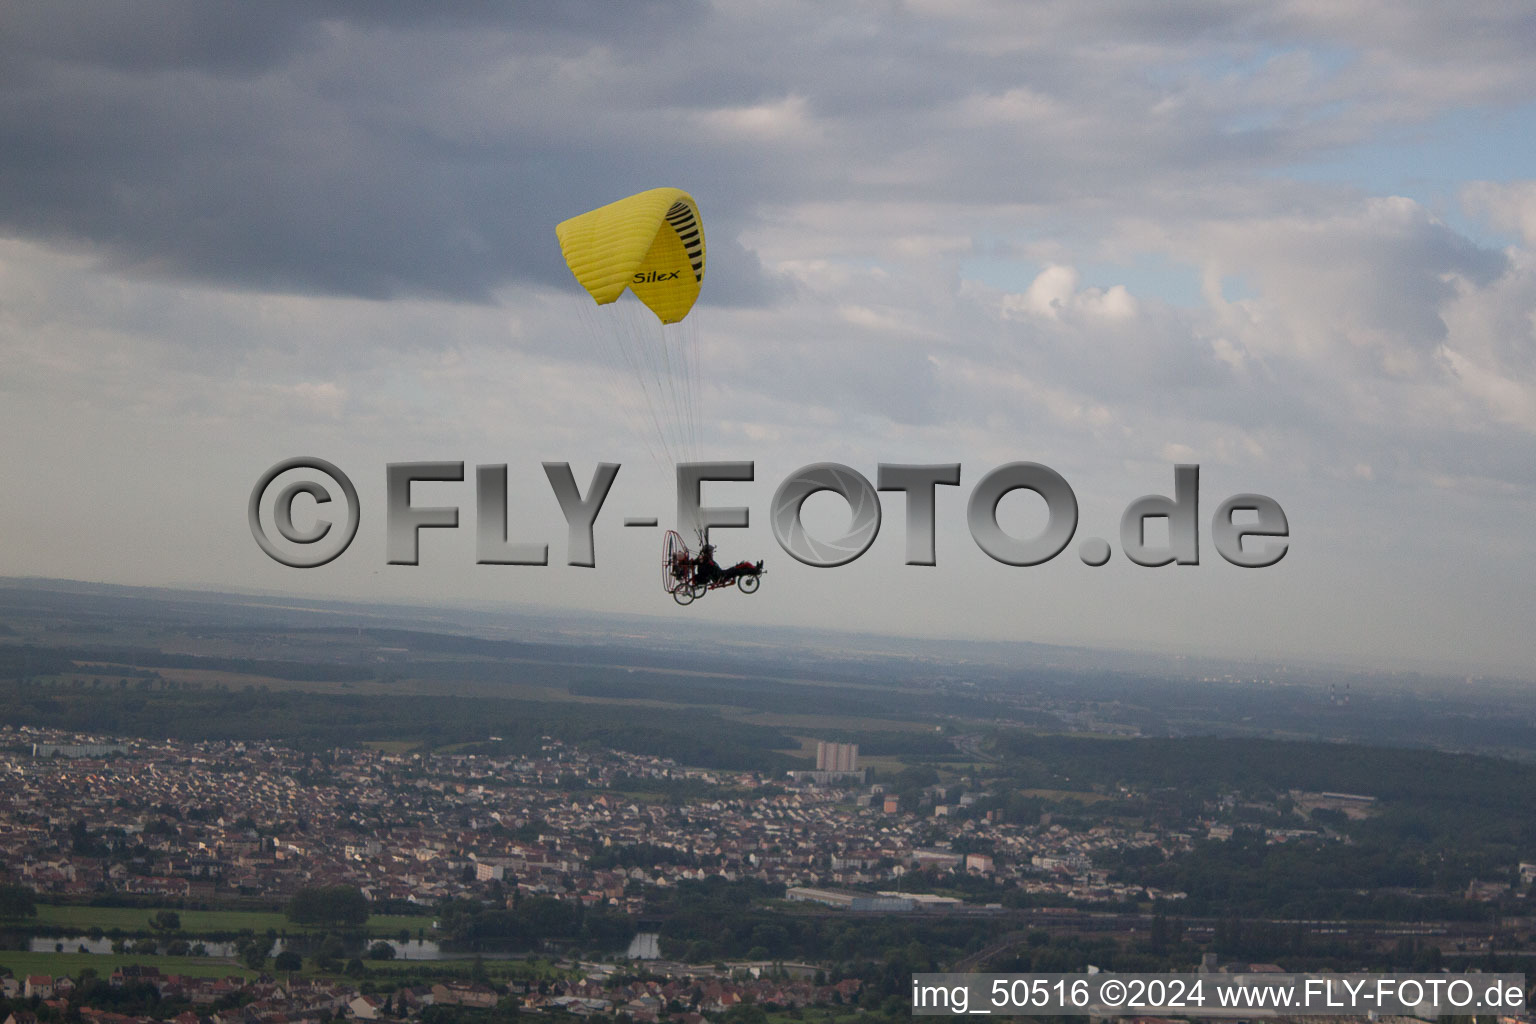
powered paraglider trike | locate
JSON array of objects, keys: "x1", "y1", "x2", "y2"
[{"x1": 663, "y1": 530, "x2": 763, "y2": 606}]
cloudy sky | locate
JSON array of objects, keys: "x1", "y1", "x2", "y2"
[{"x1": 3, "y1": 2, "x2": 1536, "y2": 675}]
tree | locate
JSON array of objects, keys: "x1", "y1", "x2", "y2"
[
  {"x1": 275, "y1": 951, "x2": 303, "y2": 972},
  {"x1": 367, "y1": 941, "x2": 396, "y2": 960},
  {"x1": 236, "y1": 931, "x2": 273, "y2": 971},
  {"x1": 311, "y1": 933, "x2": 347, "y2": 972},
  {"x1": 287, "y1": 885, "x2": 370, "y2": 928},
  {"x1": 151, "y1": 909, "x2": 182, "y2": 931},
  {"x1": 0, "y1": 883, "x2": 37, "y2": 919}
]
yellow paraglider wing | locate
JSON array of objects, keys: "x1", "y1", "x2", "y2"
[{"x1": 555, "y1": 187, "x2": 706, "y2": 324}]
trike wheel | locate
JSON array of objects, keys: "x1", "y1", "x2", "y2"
[{"x1": 737, "y1": 574, "x2": 761, "y2": 594}]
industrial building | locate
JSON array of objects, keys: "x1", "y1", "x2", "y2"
[{"x1": 785, "y1": 886, "x2": 914, "y2": 912}]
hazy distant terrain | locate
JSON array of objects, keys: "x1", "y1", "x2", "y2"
[{"x1": 2, "y1": 577, "x2": 1534, "y2": 763}]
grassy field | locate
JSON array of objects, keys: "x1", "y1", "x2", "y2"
[
  {"x1": 25, "y1": 905, "x2": 434, "y2": 936},
  {"x1": 0, "y1": 950, "x2": 255, "y2": 979},
  {"x1": 780, "y1": 735, "x2": 821, "y2": 761},
  {"x1": 0, "y1": 951, "x2": 571, "y2": 988},
  {"x1": 360, "y1": 739, "x2": 420, "y2": 754},
  {"x1": 766, "y1": 1011, "x2": 866, "y2": 1024},
  {"x1": 855, "y1": 755, "x2": 910, "y2": 775},
  {"x1": 0, "y1": 949, "x2": 565, "y2": 985},
  {"x1": 730, "y1": 709, "x2": 934, "y2": 732}
]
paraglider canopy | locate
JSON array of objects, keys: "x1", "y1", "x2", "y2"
[{"x1": 556, "y1": 187, "x2": 706, "y2": 324}]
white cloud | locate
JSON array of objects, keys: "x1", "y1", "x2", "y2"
[
  {"x1": 1463, "y1": 180, "x2": 1536, "y2": 247},
  {"x1": 1004, "y1": 265, "x2": 1138, "y2": 321},
  {"x1": 695, "y1": 94, "x2": 817, "y2": 142}
]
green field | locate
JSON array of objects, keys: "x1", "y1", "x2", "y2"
[
  {"x1": 0, "y1": 950, "x2": 256, "y2": 980},
  {"x1": 0, "y1": 953, "x2": 568, "y2": 991},
  {"x1": 360, "y1": 739, "x2": 421, "y2": 754},
  {"x1": 24, "y1": 904, "x2": 434, "y2": 937}
]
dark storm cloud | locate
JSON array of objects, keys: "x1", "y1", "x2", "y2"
[
  {"x1": 4, "y1": 1, "x2": 1536, "y2": 309},
  {"x1": 0, "y1": 1, "x2": 310, "y2": 77},
  {"x1": 0, "y1": 2, "x2": 759, "y2": 304},
  {"x1": 0, "y1": 4, "x2": 1300, "y2": 304},
  {"x1": 0, "y1": 2, "x2": 701, "y2": 74}
]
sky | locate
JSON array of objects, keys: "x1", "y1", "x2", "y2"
[{"x1": 3, "y1": 2, "x2": 1536, "y2": 676}]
